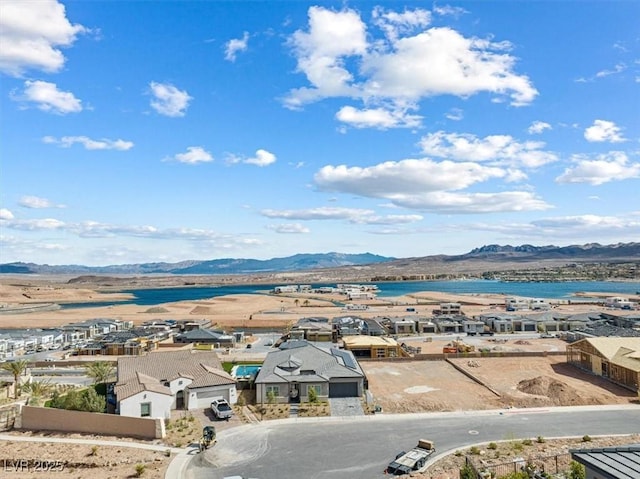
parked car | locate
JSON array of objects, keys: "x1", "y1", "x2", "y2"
[{"x1": 210, "y1": 397, "x2": 233, "y2": 421}]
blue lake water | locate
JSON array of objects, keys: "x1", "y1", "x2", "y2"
[{"x1": 60, "y1": 279, "x2": 639, "y2": 309}]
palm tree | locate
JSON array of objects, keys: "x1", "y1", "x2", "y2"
[
  {"x1": 85, "y1": 361, "x2": 115, "y2": 384},
  {"x1": 1, "y1": 359, "x2": 29, "y2": 399},
  {"x1": 22, "y1": 379, "x2": 53, "y2": 406},
  {"x1": 294, "y1": 299, "x2": 300, "y2": 308}
]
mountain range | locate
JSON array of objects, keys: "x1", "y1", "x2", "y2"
[{"x1": 1, "y1": 243, "x2": 637, "y2": 276}]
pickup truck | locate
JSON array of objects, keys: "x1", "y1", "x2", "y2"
[
  {"x1": 210, "y1": 397, "x2": 233, "y2": 421},
  {"x1": 386, "y1": 439, "x2": 436, "y2": 475}
]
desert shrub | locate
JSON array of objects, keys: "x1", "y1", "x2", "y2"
[
  {"x1": 536, "y1": 436, "x2": 546, "y2": 443},
  {"x1": 266, "y1": 390, "x2": 276, "y2": 404},
  {"x1": 522, "y1": 438, "x2": 533, "y2": 446},
  {"x1": 512, "y1": 442, "x2": 524, "y2": 452},
  {"x1": 48, "y1": 387, "x2": 106, "y2": 413},
  {"x1": 470, "y1": 446, "x2": 481, "y2": 455},
  {"x1": 568, "y1": 461, "x2": 586, "y2": 479},
  {"x1": 500, "y1": 472, "x2": 528, "y2": 479},
  {"x1": 88, "y1": 445, "x2": 98, "y2": 456},
  {"x1": 459, "y1": 463, "x2": 474, "y2": 479},
  {"x1": 488, "y1": 442, "x2": 498, "y2": 450},
  {"x1": 582, "y1": 435, "x2": 592, "y2": 442},
  {"x1": 308, "y1": 387, "x2": 318, "y2": 403},
  {"x1": 134, "y1": 463, "x2": 146, "y2": 477}
]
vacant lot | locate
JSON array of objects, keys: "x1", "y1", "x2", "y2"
[{"x1": 362, "y1": 356, "x2": 637, "y2": 413}]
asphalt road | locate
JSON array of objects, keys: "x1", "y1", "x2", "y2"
[{"x1": 187, "y1": 405, "x2": 640, "y2": 479}]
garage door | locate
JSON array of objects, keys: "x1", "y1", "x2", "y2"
[{"x1": 329, "y1": 382, "x2": 358, "y2": 398}]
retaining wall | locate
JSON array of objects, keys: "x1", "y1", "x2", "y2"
[{"x1": 17, "y1": 406, "x2": 164, "y2": 439}]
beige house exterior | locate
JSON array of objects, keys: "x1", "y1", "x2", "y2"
[{"x1": 115, "y1": 349, "x2": 236, "y2": 419}]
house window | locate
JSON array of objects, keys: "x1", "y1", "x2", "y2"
[
  {"x1": 140, "y1": 402, "x2": 151, "y2": 417},
  {"x1": 266, "y1": 386, "x2": 279, "y2": 396}
]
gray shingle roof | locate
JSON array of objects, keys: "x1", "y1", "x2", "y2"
[
  {"x1": 255, "y1": 341, "x2": 364, "y2": 385},
  {"x1": 571, "y1": 444, "x2": 640, "y2": 479}
]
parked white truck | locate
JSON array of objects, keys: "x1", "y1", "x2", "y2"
[
  {"x1": 386, "y1": 439, "x2": 436, "y2": 475},
  {"x1": 210, "y1": 397, "x2": 233, "y2": 421}
]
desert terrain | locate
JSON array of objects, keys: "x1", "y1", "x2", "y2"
[{"x1": 1, "y1": 275, "x2": 638, "y2": 478}]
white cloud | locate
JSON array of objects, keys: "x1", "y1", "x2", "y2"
[
  {"x1": 261, "y1": 206, "x2": 423, "y2": 225},
  {"x1": 285, "y1": 6, "x2": 537, "y2": 116},
  {"x1": 532, "y1": 214, "x2": 636, "y2": 229},
  {"x1": 0, "y1": 0, "x2": 86, "y2": 76},
  {"x1": 372, "y1": 7, "x2": 431, "y2": 42},
  {"x1": 0, "y1": 215, "x2": 263, "y2": 247},
  {"x1": 167, "y1": 146, "x2": 213, "y2": 164},
  {"x1": 527, "y1": 121, "x2": 551, "y2": 134},
  {"x1": 445, "y1": 212, "x2": 640, "y2": 241},
  {"x1": 555, "y1": 151, "x2": 640, "y2": 185},
  {"x1": 0, "y1": 209, "x2": 15, "y2": 220},
  {"x1": 432, "y1": 4, "x2": 469, "y2": 17},
  {"x1": 445, "y1": 108, "x2": 463, "y2": 121},
  {"x1": 227, "y1": 149, "x2": 277, "y2": 167},
  {"x1": 312, "y1": 158, "x2": 550, "y2": 213},
  {"x1": 584, "y1": 120, "x2": 625, "y2": 143},
  {"x1": 245, "y1": 149, "x2": 276, "y2": 167},
  {"x1": 390, "y1": 190, "x2": 550, "y2": 213},
  {"x1": 266, "y1": 223, "x2": 310, "y2": 234},
  {"x1": 595, "y1": 63, "x2": 626, "y2": 78},
  {"x1": 285, "y1": 6, "x2": 367, "y2": 108},
  {"x1": 335, "y1": 105, "x2": 421, "y2": 129},
  {"x1": 224, "y1": 32, "x2": 249, "y2": 62},
  {"x1": 43, "y1": 135, "x2": 134, "y2": 150},
  {"x1": 149, "y1": 82, "x2": 192, "y2": 117},
  {"x1": 419, "y1": 131, "x2": 557, "y2": 168},
  {"x1": 13, "y1": 80, "x2": 82, "y2": 114},
  {"x1": 1, "y1": 217, "x2": 66, "y2": 231},
  {"x1": 315, "y1": 158, "x2": 506, "y2": 196},
  {"x1": 19, "y1": 196, "x2": 65, "y2": 209}
]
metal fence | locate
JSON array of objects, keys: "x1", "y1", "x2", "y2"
[{"x1": 465, "y1": 452, "x2": 573, "y2": 478}]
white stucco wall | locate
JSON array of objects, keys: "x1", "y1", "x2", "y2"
[
  {"x1": 119, "y1": 390, "x2": 173, "y2": 419},
  {"x1": 169, "y1": 376, "x2": 193, "y2": 394}
]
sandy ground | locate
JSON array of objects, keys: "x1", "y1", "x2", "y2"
[
  {"x1": 362, "y1": 355, "x2": 637, "y2": 413},
  {"x1": 0, "y1": 279, "x2": 621, "y2": 332},
  {"x1": 0, "y1": 432, "x2": 171, "y2": 478}
]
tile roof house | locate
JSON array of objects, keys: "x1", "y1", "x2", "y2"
[
  {"x1": 571, "y1": 444, "x2": 640, "y2": 479},
  {"x1": 254, "y1": 341, "x2": 365, "y2": 404},
  {"x1": 115, "y1": 349, "x2": 236, "y2": 419}
]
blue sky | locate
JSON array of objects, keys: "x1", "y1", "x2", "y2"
[{"x1": 1, "y1": 1, "x2": 639, "y2": 266}]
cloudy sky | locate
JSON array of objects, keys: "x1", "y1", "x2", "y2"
[{"x1": 1, "y1": 1, "x2": 639, "y2": 266}]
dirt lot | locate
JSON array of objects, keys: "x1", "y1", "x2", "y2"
[
  {"x1": 0, "y1": 432, "x2": 172, "y2": 478},
  {"x1": 362, "y1": 355, "x2": 637, "y2": 413}
]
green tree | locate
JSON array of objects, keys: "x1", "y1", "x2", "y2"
[
  {"x1": 85, "y1": 361, "x2": 115, "y2": 384},
  {"x1": 1, "y1": 359, "x2": 29, "y2": 399}
]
